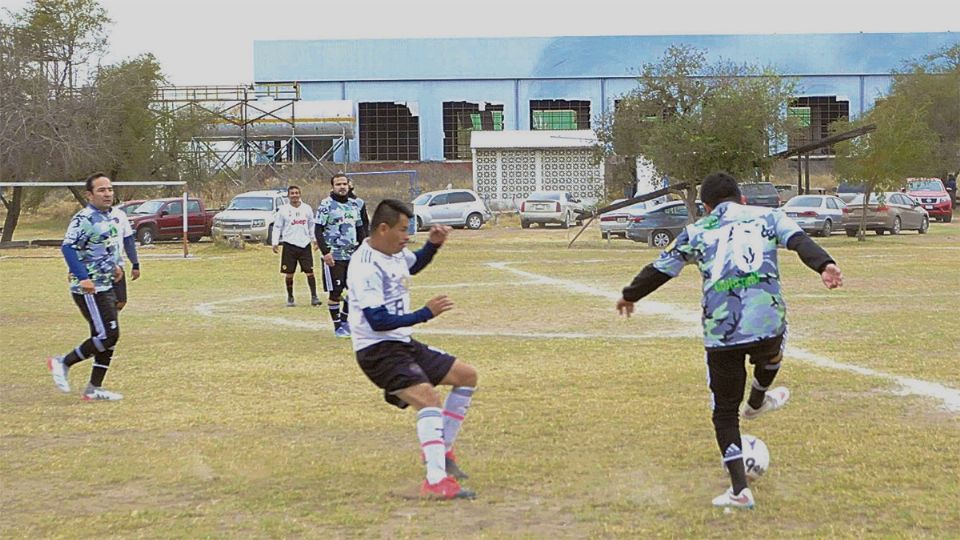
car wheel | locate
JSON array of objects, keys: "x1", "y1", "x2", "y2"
[
  {"x1": 876, "y1": 228, "x2": 885, "y2": 235},
  {"x1": 520, "y1": 219, "x2": 530, "y2": 229},
  {"x1": 890, "y1": 216, "x2": 901, "y2": 235},
  {"x1": 601, "y1": 232, "x2": 609, "y2": 240},
  {"x1": 465, "y1": 213, "x2": 483, "y2": 230},
  {"x1": 415, "y1": 217, "x2": 423, "y2": 231},
  {"x1": 919, "y1": 216, "x2": 929, "y2": 234},
  {"x1": 137, "y1": 226, "x2": 155, "y2": 246},
  {"x1": 845, "y1": 228, "x2": 857, "y2": 237},
  {"x1": 650, "y1": 229, "x2": 674, "y2": 249},
  {"x1": 821, "y1": 219, "x2": 832, "y2": 237},
  {"x1": 943, "y1": 214, "x2": 953, "y2": 223},
  {"x1": 560, "y1": 212, "x2": 570, "y2": 229}
]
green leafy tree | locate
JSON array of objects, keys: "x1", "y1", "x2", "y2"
[{"x1": 595, "y1": 45, "x2": 797, "y2": 220}]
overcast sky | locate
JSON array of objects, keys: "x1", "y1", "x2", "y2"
[{"x1": 1, "y1": 0, "x2": 956, "y2": 85}]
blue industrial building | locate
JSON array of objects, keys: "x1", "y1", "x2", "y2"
[{"x1": 253, "y1": 32, "x2": 957, "y2": 163}]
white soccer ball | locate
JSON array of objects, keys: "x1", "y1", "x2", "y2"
[{"x1": 741, "y1": 434, "x2": 770, "y2": 481}]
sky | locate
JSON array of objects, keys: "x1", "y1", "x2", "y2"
[{"x1": 1, "y1": 0, "x2": 956, "y2": 85}]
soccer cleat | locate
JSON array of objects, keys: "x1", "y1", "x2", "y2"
[
  {"x1": 81, "y1": 385, "x2": 123, "y2": 401},
  {"x1": 419, "y1": 476, "x2": 476, "y2": 500},
  {"x1": 334, "y1": 325, "x2": 351, "y2": 338},
  {"x1": 743, "y1": 387, "x2": 791, "y2": 420},
  {"x1": 712, "y1": 487, "x2": 754, "y2": 509},
  {"x1": 445, "y1": 451, "x2": 468, "y2": 480},
  {"x1": 286, "y1": 297, "x2": 295, "y2": 307},
  {"x1": 47, "y1": 356, "x2": 70, "y2": 393},
  {"x1": 311, "y1": 296, "x2": 322, "y2": 306},
  {"x1": 340, "y1": 321, "x2": 351, "y2": 334}
]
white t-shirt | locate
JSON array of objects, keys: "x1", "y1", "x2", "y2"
[
  {"x1": 109, "y1": 207, "x2": 135, "y2": 264},
  {"x1": 273, "y1": 202, "x2": 316, "y2": 248},
  {"x1": 347, "y1": 239, "x2": 419, "y2": 351}
]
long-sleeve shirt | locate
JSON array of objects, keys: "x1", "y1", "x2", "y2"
[{"x1": 272, "y1": 203, "x2": 316, "y2": 248}]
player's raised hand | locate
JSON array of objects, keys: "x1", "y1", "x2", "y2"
[
  {"x1": 428, "y1": 225, "x2": 451, "y2": 246},
  {"x1": 616, "y1": 297, "x2": 635, "y2": 317},
  {"x1": 821, "y1": 263, "x2": 843, "y2": 289},
  {"x1": 425, "y1": 295, "x2": 455, "y2": 316}
]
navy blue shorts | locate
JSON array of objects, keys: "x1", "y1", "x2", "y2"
[{"x1": 355, "y1": 339, "x2": 456, "y2": 409}]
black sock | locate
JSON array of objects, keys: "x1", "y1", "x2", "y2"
[
  {"x1": 725, "y1": 454, "x2": 750, "y2": 494},
  {"x1": 89, "y1": 351, "x2": 113, "y2": 387},
  {"x1": 340, "y1": 300, "x2": 349, "y2": 323},
  {"x1": 64, "y1": 341, "x2": 97, "y2": 367},
  {"x1": 328, "y1": 303, "x2": 341, "y2": 329},
  {"x1": 285, "y1": 277, "x2": 294, "y2": 299},
  {"x1": 307, "y1": 275, "x2": 317, "y2": 297},
  {"x1": 748, "y1": 361, "x2": 781, "y2": 409}
]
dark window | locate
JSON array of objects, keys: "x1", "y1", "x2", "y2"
[
  {"x1": 359, "y1": 102, "x2": 420, "y2": 161},
  {"x1": 664, "y1": 205, "x2": 688, "y2": 216},
  {"x1": 430, "y1": 193, "x2": 449, "y2": 206},
  {"x1": 166, "y1": 202, "x2": 182, "y2": 215},
  {"x1": 530, "y1": 99, "x2": 591, "y2": 130},
  {"x1": 826, "y1": 198, "x2": 838, "y2": 210},
  {"x1": 788, "y1": 96, "x2": 849, "y2": 155},
  {"x1": 187, "y1": 201, "x2": 201, "y2": 214},
  {"x1": 442, "y1": 102, "x2": 504, "y2": 160},
  {"x1": 448, "y1": 191, "x2": 476, "y2": 204}
]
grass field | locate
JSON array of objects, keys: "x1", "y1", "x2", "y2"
[{"x1": 2, "y1": 218, "x2": 959, "y2": 538}]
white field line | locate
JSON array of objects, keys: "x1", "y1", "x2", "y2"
[{"x1": 487, "y1": 262, "x2": 960, "y2": 413}]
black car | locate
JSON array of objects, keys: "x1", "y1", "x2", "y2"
[
  {"x1": 739, "y1": 182, "x2": 781, "y2": 208},
  {"x1": 626, "y1": 200, "x2": 705, "y2": 248}
]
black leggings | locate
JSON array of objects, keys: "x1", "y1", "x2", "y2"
[{"x1": 66, "y1": 290, "x2": 120, "y2": 386}]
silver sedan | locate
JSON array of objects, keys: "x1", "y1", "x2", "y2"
[{"x1": 781, "y1": 195, "x2": 848, "y2": 236}]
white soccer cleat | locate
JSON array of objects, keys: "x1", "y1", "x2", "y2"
[
  {"x1": 712, "y1": 487, "x2": 754, "y2": 509},
  {"x1": 81, "y1": 385, "x2": 123, "y2": 401},
  {"x1": 47, "y1": 356, "x2": 70, "y2": 393},
  {"x1": 743, "y1": 387, "x2": 790, "y2": 420}
]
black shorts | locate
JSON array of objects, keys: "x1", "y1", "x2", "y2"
[
  {"x1": 113, "y1": 275, "x2": 127, "y2": 305},
  {"x1": 72, "y1": 289, "x2": 119, "y2": 340},
  {"x1": 322, "y1": 259, "x2": 349, "y2": 294},
  {"x1": 280, "y1": 243, "x2": 314, "y2": 274},
  {"x1": 355, "y1": 339, "x2": 456, "y2": 409},
  {"x1": 705, "y1": 334, "x2": 785, "y2": 365}
]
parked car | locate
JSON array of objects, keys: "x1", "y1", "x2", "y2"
[
  {"x1": 115, "y1": 199, "x2": 145, "y2": 215},
  {"x1": 775, "y1": 184, "x2": 799, "y2": 203},
  {"x1": 412, "y1": 189, "x2": 492, "y2": 230},
  {"x1": 739, "y1": 182, "x2": 781, "y2": 208},
  {"x1": 905, "y1": 178, "x2": 953, "y2": 223},
  {"x1": 844, "y1": 192, "x2": 929, "y2": 236},
  {"x1": 598, "y1": 199, "x2": 655, "y2": 239},
  {"x1": 781, "y1": 195, "x2": 847, "y2": 237},
  {"x1": 211, "y1": 190, "x2": 288, "y2": 244},
  {"x1": 128, "y1": 197, "x2": 217, "y2": 245},
  {"x1": 519, "y1": 191, "x2": 585, "y2": 229},
  {"x1": 836, "y1": 181, "x2": 866, "y2": 204},
  {"x1": 626, "y1": 200, "x2": 705, "y2": 248}
]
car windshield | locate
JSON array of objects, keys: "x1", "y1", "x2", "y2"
[
  {"x1": 784, "y1": 196, "x2": 823, "y2": 207},
  {"x1": 837, "y1": 182, "x2": 865, "y2": 193},
  {"x1": 740, "y1": 183, "x2": 777, "y2": 195},
  {"x1": 121, "y1": 203, "x2": 142, "y2": 213},
  {"x1": 131, "y1": 201, "x2": 164, "y2": 214},
  {"x1": 907, "y1": 179, "x2": 944, "y2": 191},
  {"x1": 412, "y1": 193, "x2": 432, "y2": 205},
  {"x1": 227, "y1": 197, "x2": 273, "y2": 211},
  {"x1": 528, "y1": 192, "x2": 562, "y2": 201}
]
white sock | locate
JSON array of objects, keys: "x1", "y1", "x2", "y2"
[
  {"x1": 443, "y1": 386, "x2": 475, "y2": 451},
  {"x1": 416, "y1": 407, "x2": 446, "y2": 484}
]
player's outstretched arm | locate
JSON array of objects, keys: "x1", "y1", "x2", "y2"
[
  {"x1": 362, "y1": 297, "x2": 449, "y2": 331},
  {"x1": 784, "y1": 232, "x2": 841, "y2": 288},
  {"x1": 408, "y1": 226, "x2": 450, "y2": 275},
  {"x1": 617, "y1": 264, "x2": 673, "y2": 317}
]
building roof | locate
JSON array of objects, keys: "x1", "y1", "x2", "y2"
[
  {"x1": 471, "y1": 130, "x2": 597, "y2": 149},
  {"x1": 255, "y1": 32, "x2": 957, "y2": 82}
]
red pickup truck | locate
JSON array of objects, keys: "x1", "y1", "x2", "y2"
[{"x1": 125, "y1": 197, "x2": 217, "y2": 245}]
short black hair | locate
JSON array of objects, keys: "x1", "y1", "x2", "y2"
[
  {"x1": 700, "y1": 172, "x2": 742, "y2": 208},
  {"x1": 330, "y1": 172, "x2": 348, "y2": 184},
  {"x1": 85, "y1": 172, "x2": 109, "y2": 192},
  {"x1": 287, "y1": 184, "x2": 301, "y2": 193},
  {"x1": 371, "y1": 199, "x2": 413, "y2": 229}
]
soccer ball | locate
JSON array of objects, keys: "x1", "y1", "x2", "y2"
[{"x1": 741, "y1": 434, "x2": 770, "y2": 481}]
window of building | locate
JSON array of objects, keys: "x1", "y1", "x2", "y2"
[
  {"x1": 788, "y1": 96, "x2": 849, "y2": 155},
  {"x1": 442, "y1": 101, "x2": 504, "y2": 160},
  {"x1": 530, "y1": 99, "x2": 591, "y2": 130},
  {"x1": 359, "y1": 102, "x2": 420, "y2": 161}
]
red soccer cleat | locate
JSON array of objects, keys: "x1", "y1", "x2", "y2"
[{"x1": 419, "y1": 476, "x2": 476, "y2": 500}]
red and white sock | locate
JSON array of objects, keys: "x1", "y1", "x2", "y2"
[{"x1": 416, "y1": 407, "x2": 446, "y2": 484}]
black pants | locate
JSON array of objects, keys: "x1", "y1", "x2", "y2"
[
  {"x1": 706, "y1": 336, "x2": 783, "y2": 463},
  {"x1": 67, "y1": 290, "x2": 120, "y2": 386}
]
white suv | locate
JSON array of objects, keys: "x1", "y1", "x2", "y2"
[
  {"x1": 211, "y1": 190, "x2": 288, "y2": 244},
  {"x1": 412, "y1": 189, "x2": 492, "y2": 230}
]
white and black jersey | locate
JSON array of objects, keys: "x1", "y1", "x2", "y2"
[
  {"x1": 273, "y1": 203, "x2": 315, "y2": 248},
  {"x1": 346, "y1": 240, "x2": 420, "y2": 351}
]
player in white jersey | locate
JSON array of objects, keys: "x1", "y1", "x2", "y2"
[
  {"x1": 347, "y1": 199, "x2": 479, "y2": 500},
  {"x1": 271, "y1": 185, "x2": 319, "y2": 307},
  {"x1": 109, "y1": 203, "x2": 140, "y2": 311}
]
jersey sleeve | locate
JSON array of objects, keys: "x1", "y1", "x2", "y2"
[
  {"x1": 401, "y1": 248, "x2": 417, "y2": 269},
  {"x1": 772, "y1": 210, "x2": 804, "y2": 247},
  {"x1": 348, "y1": 262, "x2": 385, "y2": 309},
  {"x1": 651, "y1": 226, "x2": 696, "y2": 277},
  {"x1": 272, "y1": 207, "x2": 286, "y2": 247},
  {"x1": 117, "y1": 210, "x2": 134, "y2": 238},
  {"x1": 63, "y1": 214, "x2": 89, "y2": 249}
]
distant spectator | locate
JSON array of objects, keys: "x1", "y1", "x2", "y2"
[{"x1": 945, "y1": 173, "x2": 957, "y2": 208}]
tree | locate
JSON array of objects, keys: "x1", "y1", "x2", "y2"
[{"x1": 595, "y1": 45, "x2": 797, "y2": 220}]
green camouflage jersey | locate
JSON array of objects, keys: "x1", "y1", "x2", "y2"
[
  {"x1": 315, "y1": 196, "x2": 364, "y2": 260},
  {"x1": 652, "y1": 201, "x2": 803, "y2": 350},
  {"x1": 63, "y1": 205, "x2": 124, "y2": 294}
]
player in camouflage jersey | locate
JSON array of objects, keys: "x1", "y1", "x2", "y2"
[
  {"x1": 315, "y1": 173, "x2": 365, "y2": 337},
  {"x1": 616, "y1": 172, "x2": 843, "y2": 509},
  {"x1": 47, "y1": 173, "x2": 140, "y2": 401}
]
